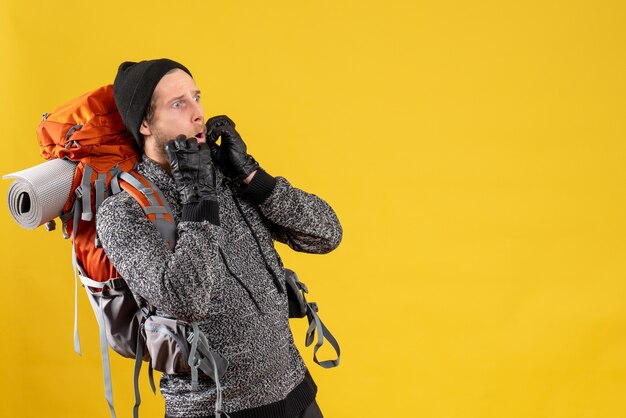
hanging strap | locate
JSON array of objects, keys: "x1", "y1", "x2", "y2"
[
  {"x1": 94, "y1": 172, "x2": 107, "y2": 216},
  {"x1": 186, "y1": 324, "x2": 231, "y2": 418},
  {"x1": 148, "y1": 362, "x2": 156, "y2": 394},
  {"x1": 79, "y1": 165, "x2": 93, "y2": 221},
  {"x1": 110, "y1": 168, "x2": 122, "y2": 195},
  {"x1": 80, "y1": 275, "x2": 118, "y2": 418},
  {"x1": 132, "y1": 322, "x2": 144, "y2": 418},
  {"x1": 131, "y1": 309, "x2": 156, "y2": 418},
  {"x1": 70, "y1": 198, "x2": 82, "y2": 356},
  {"x1": 305, "y1": 302, "x2": 341, "y2": 368},
  {"x1": 188, "y1": 323, "x2": 201, "y2": 391}
]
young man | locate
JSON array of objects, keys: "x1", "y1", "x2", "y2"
[{"x1": 96, "y1": 59, "x2": 342, "y2": 418}]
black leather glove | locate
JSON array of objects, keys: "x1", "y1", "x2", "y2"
[
  {"x1": 165, "y1": 135, "x2": 219, "y2": 223},
  {"x1": 206, "y1": 115, "x2": 260, "y2": 183}
]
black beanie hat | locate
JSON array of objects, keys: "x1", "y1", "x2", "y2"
[{"x1": 113, "y1": 58, "x2": 192, "y2": 147}]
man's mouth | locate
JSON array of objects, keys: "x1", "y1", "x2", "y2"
[{"x1": 195, "y1": 129, "x2": 206, "y2": 143}]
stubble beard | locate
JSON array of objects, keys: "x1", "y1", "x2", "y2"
[{"x1": 149, "y1": 124, "x2": 175, "y2": 165}]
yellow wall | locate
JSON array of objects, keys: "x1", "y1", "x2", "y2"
[{"x1": 1, "y1": 1, "x2": 625, "y2": 417}]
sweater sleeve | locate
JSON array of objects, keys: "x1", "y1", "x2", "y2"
[
  {"x1": 96, "y1": 192, "x2": 220, "y2": 322},
  {"x1": 242, "y1": 170, "x2": 343, "y2": 254}
]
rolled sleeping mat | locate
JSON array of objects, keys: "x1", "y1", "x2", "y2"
[{"x1": 3, "y1": 159, "x2": 77, "y2": 229}]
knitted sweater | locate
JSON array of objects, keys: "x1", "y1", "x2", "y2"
[{"x1": 96, "y1": 156, "x2": 342, "y2": 417}]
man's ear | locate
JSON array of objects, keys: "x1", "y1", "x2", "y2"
[{"x1": 139, "y1": 119, "x2": 152, "y2": 137}]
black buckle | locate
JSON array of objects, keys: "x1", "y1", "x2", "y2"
[{"x1": 108, "y1": 278, "x2": 125, "y2": 290}]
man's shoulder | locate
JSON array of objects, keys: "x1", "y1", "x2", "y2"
[{"x1": 97, "y1": 189, "x2": 144, "y2": 225}]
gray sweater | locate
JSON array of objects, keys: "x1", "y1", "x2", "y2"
[{"x1": 96, "y1": 156, "x2": 342, "y2": 417}]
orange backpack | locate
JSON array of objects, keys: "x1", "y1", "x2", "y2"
[{"x1": 37, "y1": 84, "x2": 140, "y2": 282}]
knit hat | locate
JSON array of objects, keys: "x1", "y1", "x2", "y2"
[{"x1": 113, "y1": 58, "x2": 192, "y2": 147}]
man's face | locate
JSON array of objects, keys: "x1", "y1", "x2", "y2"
[{"x1": 140, "y1": 69, "x2": 206, "y2": 162}]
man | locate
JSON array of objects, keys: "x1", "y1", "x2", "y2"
[{"x1": 96, "y1": 58, "x2": 342, "y2": 418}]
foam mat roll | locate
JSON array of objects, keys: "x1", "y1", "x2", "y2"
[{"x1": 4, "y1": 159, "x2": 77, "y2": 229}]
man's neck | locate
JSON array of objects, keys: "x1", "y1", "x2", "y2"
[{"x1": 143, "y1": 142, "x2": 171, "y2": 174}]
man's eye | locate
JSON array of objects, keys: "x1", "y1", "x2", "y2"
[
  {"x1": 194, "y1": 95, "x2": 201, "y2": 103},
  {"x1": 172, "y1": 101, "x2": 181, "y2": 108}
]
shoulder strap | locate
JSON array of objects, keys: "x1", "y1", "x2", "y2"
[{"x1": 116, "y1": 170, "x2": 176, "y2": 250}]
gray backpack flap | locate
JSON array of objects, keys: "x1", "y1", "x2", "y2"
[
  {"x1": 84, "y1": 278, "x2": 148, "y2": 360},
  {"x1": 143, "y1": 315, "x2": 228, "y2": 378},
  {"x1": 143, "y1": 315, "x2": 190, "y2": 374}
]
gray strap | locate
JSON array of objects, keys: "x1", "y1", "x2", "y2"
[
  {"x1": 80, "y1": 165, "x2": 93, "y2": 221},
  {"x1": 142, "y1": 206, "x2": 169, "y2": 215},
  {"x1": 110, "y1": 171, "x2": 122, "y2": 195},
  {"x1": 60, "y1": 211, "x2": 73, "y2": 239},
  {"x1": 190, "y1": 329, "x2": 230, "y2": 417},
  {"x1": 94, "y1": 172, "x2": 107, "y2": 215},
  {"x1": 95, "y1": 291, "x2": 118, "y2": 418},
  {"x1": 65, "y1": 124, "x2": 83, "y2": 140},
  {"x1": 94, "y1": 172, "x2": 108, "y2": 247},
  {"x1": 188, "y1": 322, "x2": 201, "y2": 391},
  {"x1": 77, "y1": 268, "x2": 119, "y2": 418},
  {"x1": 78, "y1": 273, "x2": 108, "y2": 289},
  {"x1": 71, "y1": 236, "x2": 81, "y2": 355},
  {"x1": 133, "y1": 324, "x2": 144, "y2": 418},
  {"x1": 305, "y1": 303, "x2": 341, "y2": 369},
  {"x1": 194, "y1": 335, "x2": 229, "y2": 381},
  {"x1": 148, "y1": 362, "x2": 156, "y2": 394},
  {"x1": 183, "y1": 326, "x2": 231, "y2": 416},
  {"x1": 202, "y1": 333, "x2": 229, "y2": 418},
  {"x1": 118, "y1": 171, "x2": 176, "y2": 249},
  {"x1": 71, "y1": 200, "x2": 82, "y2": 356},
  {"x1": 118, "y1": 172, "x2": 160, "y2": 206}
]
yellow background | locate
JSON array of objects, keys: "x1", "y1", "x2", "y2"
[{"x1": 1, "y1": 1, "x2": 625, "y2": 417}]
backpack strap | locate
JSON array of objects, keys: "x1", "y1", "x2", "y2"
[
  {"x1": 305, "y1": 302, "x2": 341, "y2": 368},
  {"x1": 81, "y1": 276, "x2": 119, "y2": 418},
  {"x1": 285, "y1": 269, "x2": 341, "y2": 369},
  {"x1": 116, "y1": 170, "x2": 176, "y2": 250},
  {"x1": 78, "y1": 165, "x2": 94, "y2": 221},
  {"x1": 132, "y1": 307, "x2": 156, "y2": 418},
  {"x1": 187, "y1": 323, "x2": 231, "y2": 418}
]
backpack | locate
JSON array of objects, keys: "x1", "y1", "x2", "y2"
[
  {"x1": 32, "y1": 84, "x2": 340, "y2": 418},
  {"x1": 36, "y1": 85, "x2": 228, "y2": 418}
]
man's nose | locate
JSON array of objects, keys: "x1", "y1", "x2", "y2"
[{"x1": 191, "y1": 100, "x2": 204, "y2": 123}]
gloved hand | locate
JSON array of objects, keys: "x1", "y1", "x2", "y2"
[
  {"x1": 206, "y1": 115, "x2": 260, "y2": 183},
  {"x1": 165, "y1": 135, "x2": 217, "y2": 204}
]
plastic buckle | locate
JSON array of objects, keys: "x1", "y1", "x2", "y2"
[
  {"x1": 108, "y1": 278, "x2": 125, "y2": 290},
  {"x1": 45, "y1": 220, "x2": 56, "y2": 232}
]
